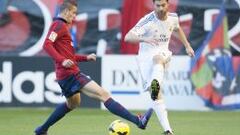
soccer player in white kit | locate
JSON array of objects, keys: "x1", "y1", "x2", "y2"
[{"x1": 124, "y1": 0, "x2": 195, "y2": 134}]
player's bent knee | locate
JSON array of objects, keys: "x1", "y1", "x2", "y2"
[
  {"x1": 99, "y1": 89, "x2": 111, "y2": 101},
  {"x1": 67, "y1": 102, "x2": 79, "y2": 109},
  {"x1": 67, "y1": 100, "x2": 80, "y2": 109},
  {"x1": 153, "y1": 55, "x2": 165, "y2": 64},
  {"x1": 102, "y1": 90, "x2": 110, "y2": 98},
  {"x1": 157, "y1": 93, "x2": 163, "y2": 100}
]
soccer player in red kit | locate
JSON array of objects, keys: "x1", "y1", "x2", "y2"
[{"x1": 34, "y1": 1, "x2": 153, "y2": 135}]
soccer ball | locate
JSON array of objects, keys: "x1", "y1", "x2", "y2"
[{"x1": 108, "y1": 120, "x2": 130, "y2": 135}]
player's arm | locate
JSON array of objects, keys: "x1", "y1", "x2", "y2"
[
  {"x1": 125, "y1": 30, "x2": 158, "y2": 45},
  {"x1": 75, "y1": 53, "x2": 96, "y2": 62},
  {"x1": 43, "y1": 24, "x2": 65, "y2": 63},
  {"x1": 124, "y1": 31, "x2": 143, "y2": 43},
  {"x1": 43, "y1": 39, "x2": 65, "y2": 63},
  {"x1": 124, "y1": 16, "x2": 158, "y2": 45},
  {"x1": 124, "y1": 16, "x2": 146, "y2": 43},
  {"x1": 43, "y1": 23, "x2": 76, "y2": 68},
  {"x1": 175, "y1": 26, "x2": 195, "y2": 57},
  {"x1": 75, "y1": 54, "x2": 87, "y2": 62}
]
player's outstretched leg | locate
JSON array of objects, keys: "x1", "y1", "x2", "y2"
[
  {"x1": 137, "y1": 108, "x2": 154, "y2": 129},
  {"x1": 34, "y1": 103, "x2": 72, "y2": 135},
  {"x1": 150, "y1": 79, "x2": 160, "y2": 100},
  {"x1": 104, "y1": 98, "x2": 153, "y2": 129}
]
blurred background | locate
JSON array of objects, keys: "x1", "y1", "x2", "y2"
[
  {"x1": 0, "y1": 0, "x2": 239, "y2": 110},
  {"x1": 0, "y1": 0, "x2": 240, "y2": 135}
]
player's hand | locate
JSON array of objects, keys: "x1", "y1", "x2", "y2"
[
  {"x1": 62, "y1": 59, "x2": 74, "y2": 68},
  {"x1": 87, "y1": 53, "x2": 97, "y2": 61},
  {"x1": 186, "y1": 46, "x2": 195, "y2": 57}
]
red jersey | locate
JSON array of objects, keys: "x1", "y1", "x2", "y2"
[{"x1": 43, "y1": 18, "x2": 87, "y2": 80}]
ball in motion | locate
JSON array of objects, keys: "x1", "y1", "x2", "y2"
[{"x1": 108, "y1": 120, "x2": 130, "y2": 135}]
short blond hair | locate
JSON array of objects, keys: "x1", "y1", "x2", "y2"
[
  {"x1": 59, "y1": 0, "x2": 77, "y2": 12},
  {"x1": 153, "y1": 0, "x2": 169, "y2": 2}
]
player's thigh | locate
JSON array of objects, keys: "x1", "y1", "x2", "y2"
[
  {"x1": 66, "y1": 93, "x2": 81, "y2": 109},
  {"x1": 153, "y1": 51, "x2": 172, "y2": 64},
  {"x1": 139, "y1": 60, "x2": 153, "y2": 90},
  {"x1": 81, "y1": 80, "x2": 110, "y2": 102}
]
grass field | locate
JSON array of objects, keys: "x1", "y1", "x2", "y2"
[{"x1": 0, "y1": 108, "x2": 239, "y2": 135}]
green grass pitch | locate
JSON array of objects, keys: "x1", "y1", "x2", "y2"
[{"x1": 0, "y1": 108, "x2": 239, "y2": 135}]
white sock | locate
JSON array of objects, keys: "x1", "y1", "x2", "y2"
[
  {"x1": 151, "y1": 64, "x2": 164, "y2": 84},
  {"x1": 152, "y1": 99, "x2": 172, "y2": 132}
]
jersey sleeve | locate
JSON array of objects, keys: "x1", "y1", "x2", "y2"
[
  {"x1": 172, "y1": 13, "x2": 180, "y2": 31},
  {"x1": 75, "y1": 54, "x2": 88, "y2": 62},
  {"x1": 43, "y1": 22, "x2": 65, "y2": 63},
  {"x1": 130, "y1": 14, "x2": 152, "y2": 38}
]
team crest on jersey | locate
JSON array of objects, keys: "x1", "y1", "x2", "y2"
[{"x1": 49, "y1": 31, "x2": 58, "y2": 42}]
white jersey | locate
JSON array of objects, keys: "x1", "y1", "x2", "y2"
[
  {"x1": 131, "y1": 11, "x2": 180, "y2": 90},
  {"x1": 131, "y1": 11, "x2": 179, "y2": 60}
]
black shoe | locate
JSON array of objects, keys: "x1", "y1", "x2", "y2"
[
  {"x1": 34, "y1": 126, "x2": 48, "y2": 135},
  {"x1": 137, "y1": 108, "x2": 153, "y2": 129},
  {"x1": 150, "y1": 79, "x2": 160, "y2": 100},
  {"x1": 163, "y1": 130, "x2": 174, "y2": 135}
]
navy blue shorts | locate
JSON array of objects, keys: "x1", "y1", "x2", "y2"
[{"x1": 58, "y1": 72, "x2": 91, "y2": 98}]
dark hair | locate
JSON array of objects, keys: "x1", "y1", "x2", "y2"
[
  {"x1": 152, "y1": 0, "x2": 169, "y2": 2},
  {"x1": 59, "y1": 0, "x2": 77, "y2": 12}
]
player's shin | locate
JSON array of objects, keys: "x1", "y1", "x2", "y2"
[
  {"x1": 40, "y1": 103, "x2": 72, "y2": 130},
  {"x1": 104, "y1": 98, "x2": 139, "y2": 125},
  {"x1": 151, "y1": 64, "x2": 164, "y2": 84},
  {"x1": 104, "y1": 97, "x2": 153, "y2": 129},
  {"x1": 152, "y1": 99, "x2": 172, "y2": 133},
  {"x1": 150, "y1": 64, "x2": 164, "y2": 100}
]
